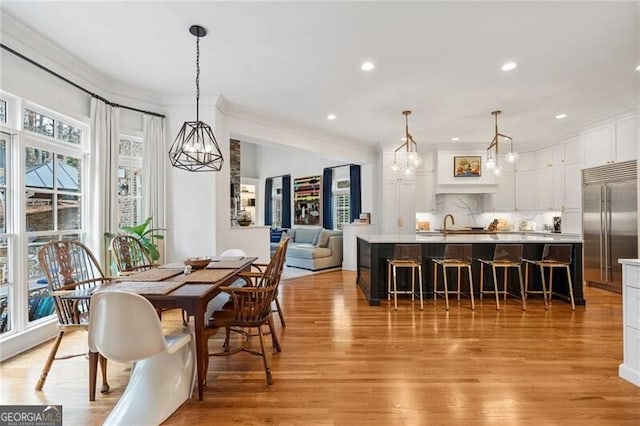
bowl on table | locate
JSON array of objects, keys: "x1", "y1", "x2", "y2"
[{"x1": 184, "y1": 257, "x2": 211, "y2": 270}]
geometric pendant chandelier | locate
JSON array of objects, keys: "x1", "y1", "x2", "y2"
[
  {"x1": 485, "y1": 110, "x2": 517, "y2": 175},
  {"x1": 168, "y1": 25, "x2": 224, "y2": 172}
]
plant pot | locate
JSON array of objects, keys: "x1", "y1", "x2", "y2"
[{"x1": 237, "y1": 219, "x2": 251, "y2": 227}]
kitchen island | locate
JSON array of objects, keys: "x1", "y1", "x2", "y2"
[{"x1": 357, "y1": 233, "x2": 584, "y2": 307}]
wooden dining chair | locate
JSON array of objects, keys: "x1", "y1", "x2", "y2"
[
  {"x1": 35, "y1": 240, "x2": 110, "y2": 396},
  {"x1": 110, "y1": 235, "x2": 154, "y2": 274},
  {"x1": 235, "y1": 237, "x2": 289, "y2": 327},
  {"x1": 207, "y1": 252, "x2": 284, "y2": 386}
]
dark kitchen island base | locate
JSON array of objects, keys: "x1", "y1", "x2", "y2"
[{"x1": 357, "y1": 234, "x2": 584, "y2": 307}]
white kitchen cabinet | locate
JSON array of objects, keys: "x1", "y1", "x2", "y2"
[
  {"x1": 582, "y1": 124, "x2": 612, "y2": 168},
  {"x1": 382, "y1": 179, "x2": 415, "y2": 234},
  {"x1": 562, "y1": 209, "x2": 581, "y2": 234},
  {"x1": 562, "y1": 160, "x2": 581, "y2": 210},
  {"x1": 515, "y1": 170, "x2": 536, "y2": 210},
  {"x1": 535, "y1": 167, "x2": 560, "y2": 210},
  {"x1": 582, "y1": 115, "x2": 637, "y2": 168},
  {"x1": 620, "y1": 260, "x2": 640, "y2": 387},
  {"x1": 515, "y1": 151, "x2": 535, "y2": 172},
  {"x1": 614, "y1": 116, "x2": 637, "y2": 164},
  {"x1": 563, "y1": 135, "x2": 579, "y2": 162},
  {"x1": 485, "y1": 171, "x2": 515, "y2": 211},
  {"x1": 415, "y1": 171, "x2": 434, "y2": 212},
  {"x1": 535, "y1": 146, "x2": 554, "y2": 169}
]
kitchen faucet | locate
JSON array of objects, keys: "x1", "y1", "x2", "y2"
[{"x1": 443, "y1": 214, "x2": 455, "y2": 235}]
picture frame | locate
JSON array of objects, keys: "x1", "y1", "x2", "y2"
[{"x1": 454, "y1": 156, "x2": 482, "y2": 177}]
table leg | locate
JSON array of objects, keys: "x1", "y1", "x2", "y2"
[{"x1": 193, "y1": 308, "x2": 206, "y2": 400}]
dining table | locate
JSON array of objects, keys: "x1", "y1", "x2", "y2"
[{"x1": 93, "y1": 256, "x2": 257, "y2": 401}]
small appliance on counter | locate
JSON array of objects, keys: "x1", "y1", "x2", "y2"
[{"x1": 552, "y1": 216, "x2": 561, "y2": 233}]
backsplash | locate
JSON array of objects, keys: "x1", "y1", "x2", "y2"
[{"x1": 416, "y1": 194, "x2": 561, "y2": 232}]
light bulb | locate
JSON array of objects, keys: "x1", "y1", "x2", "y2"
[
  {"x1": 492, "y1": 166, "x2": 502, "y2": 175},
  {"x1": 391, "y1": 161, "x2": 400, "y2": 174},
  {"x1": 486, "y1": 157, "x2": 496, "y2": 169},
  {"x1": 204, "y1": 144, "x2": 213, "y2": 153},
  {"x1": 411, "y1": 155, "x2": 423, "y2": 168},
  {"x1": 403, "y1": 165, "x2": 413, "y2": 176},
  {"x1": 407, "y1": 151, "x2": 418, "y2": 162},
  {"x1": 505, "y1": 151, "x2": 519, "y2": 163}
]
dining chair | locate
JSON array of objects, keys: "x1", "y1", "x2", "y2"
[
  {"x1": 110, "y1": 234, "x2": 154, "y2": 274},
  {"x1": 88, "y1": 290, "x2": 195, "y2": 424},
  {"x1": 209, "y1": 250, "x2": 284, "y2": 386},
  {"x1": 34, "y1": 240, "x2": 110, "y2": 396},
  {"x1": 111, "y1": 234, "x2": 189, "y2": 325}
]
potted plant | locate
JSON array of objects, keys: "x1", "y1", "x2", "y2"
[
  {"x1": 105, "y1": 217, "x2": 165, "y2": 262},
  {"x1": 237, "y1": 210, "x2": 252, "y2": 227}
]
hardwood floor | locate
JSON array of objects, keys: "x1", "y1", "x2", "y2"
[{"x1": 2, "y1": 270, "x2": 640, "y2": 425}]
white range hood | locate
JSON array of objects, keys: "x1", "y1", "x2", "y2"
[{"x1": 435, "y1": 150, "x2": 499, "y2": 194}]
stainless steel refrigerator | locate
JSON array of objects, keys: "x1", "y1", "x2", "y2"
[{"x1": 582, "y1": 160, "x2": 638, "y2": 293}]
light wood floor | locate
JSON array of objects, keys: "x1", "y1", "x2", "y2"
[{"x1": 2, "y1": 270, "x2": 640, "y2": 425}]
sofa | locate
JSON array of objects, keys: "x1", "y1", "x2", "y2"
[{"x1": 283, "y1": 227, "x2": 343, "y2": 271}]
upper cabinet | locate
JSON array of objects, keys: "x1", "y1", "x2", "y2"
[{"x1": 582, "y1": 114, "x2": 637, "y2": 169}]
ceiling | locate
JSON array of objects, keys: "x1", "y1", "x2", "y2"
[{"x1": 1, "y1": 1, "x2": 639, "y2": 150}]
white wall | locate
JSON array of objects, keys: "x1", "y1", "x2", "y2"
[{"x1": 164, "y1": 103, "x2": 219, "y2": 262}]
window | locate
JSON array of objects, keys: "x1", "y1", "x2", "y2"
[
  {"x1": 23, "y1": 105, "x2": 88, "y2": 326},
  {"x1": 332, "y1": 179, "x2": 351, "y2": 230},
  {"x1": 117, "y1": 137, "x2": 143, "y2": 229},
  {"x1": 0, "y1": 132, "x2": 11, "y2": 335},
  {"x1": 0, "y1": 99, "x2": 6, "y2": 124},
  {"x1": 272, "y1": 184, "x2": 282, "y2": 228},
  {"x1": 23, "y1": 108, "x2": 82, "y2": 145}
]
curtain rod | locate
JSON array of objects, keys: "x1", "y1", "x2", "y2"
[{"x1": 1, "y1": 43, "x2": 166, "y2": 119}]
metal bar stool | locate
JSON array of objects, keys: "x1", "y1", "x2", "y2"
[
  {"x1": 432, "y1": 244, "x2": 475, "y2": 310},
  {"x1": 386, "y1": 244, "x2": 423, "y2": 310},
  {"x1": 524, "y1": 244, "x2": 575, "y2": 310},
  {"x1": 478, "y1": 244, "x2": 526, "y2": 311}
]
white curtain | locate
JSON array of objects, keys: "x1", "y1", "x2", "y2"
[
  {"x1": 88, "y1": 98, "x2": 120, "y2": 268},
  {"x1": 142, "y1": 114, "x2": 167, "y2": 262}
]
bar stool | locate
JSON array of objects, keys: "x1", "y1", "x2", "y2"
[
  {"x1": 386, "y1": 244, "x2": 423, "y2": 310},
  {"x1": 478, "y1": 244, "x2": 526, "y2": 311},
  {"x1": 524, "y1": 244, "x2": 575, "y2": 310},
  {"x1": 432, "y1": 244, "x2": 475, "y2": 310}
]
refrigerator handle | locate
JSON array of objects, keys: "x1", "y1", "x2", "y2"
[
  {"x1": 599, "y1": 184, "x2": 605, "y2": 282},
  {"x1": 604, "y1": 184, "x2": 610, "y2": 283}
]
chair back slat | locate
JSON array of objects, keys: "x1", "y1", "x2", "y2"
[
  {"x1": 443, "y1": 244, "x2": 472, "y2": 262},
  {"x1": 492, "y1": 244, "x2": 523, "y2": 263},
  {"x1": 111, "y1": 235, "x2": 154, "y2": 273},
  {"x1": 542, "y1": 244, "x2": 572, "y2": 264},
  {"x1": 393, "y1": 244, "x2": 422, "y2": 262},
  {"x1": 38, "y1": 240, "x2": 105, "y2": 326}
]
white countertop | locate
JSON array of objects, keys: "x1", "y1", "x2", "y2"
[
  {"x1": 359, "y1": 233, "x2": 583, "y2": 244},
  {"x1": 619, "y1": 259, "x2": 640, "y2": 266}
]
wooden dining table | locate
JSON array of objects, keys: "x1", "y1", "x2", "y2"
[{"x1": 95, "y1": 256, "x2": 257, "y2": 400}]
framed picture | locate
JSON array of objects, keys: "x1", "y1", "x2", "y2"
[{"x1": 454, "y1": 156, "x2": 482, "y2": 177}]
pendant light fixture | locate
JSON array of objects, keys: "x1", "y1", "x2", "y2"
[
  {"x1": 485, "y1": 110, "x2": 517, "y2": 175},
  {"x1": 168, "y1": 25, "x2": 224, "y2": 172},
  {"x1": 390, "y1": 110, "x2": 422, "y2": 176}
]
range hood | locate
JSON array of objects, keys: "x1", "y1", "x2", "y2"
[{"x1": 434, "y1": 184, "x2": 498, "y2": 195}]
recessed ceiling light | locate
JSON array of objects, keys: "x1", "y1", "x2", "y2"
[
  {"x1": 555, "y1": 113, "x2": 567, "y2": 119},
  {"x1": 451, "y1": 137, "x2": 460, "y2": 141},
  {"x1": 501, "y1": 61, "x2": 518, "y2": 71},
  {"x1": 327, "y1": 114, "x2": 336, "y2": 120},
  {"x1": 636, "y1": 64, "x2": 640, "y2": 71},
  {"x1": 361, "y1": 61, "x2": 375, "y2": 71}
]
